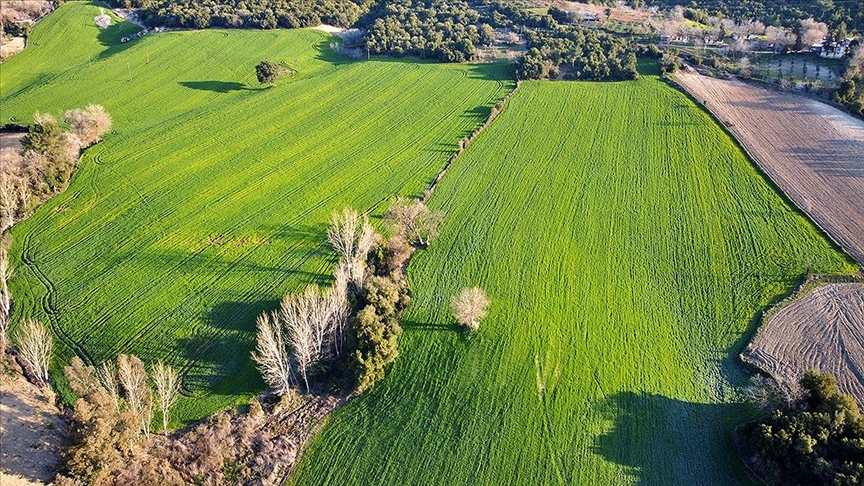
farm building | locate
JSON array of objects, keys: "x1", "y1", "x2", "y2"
[{"x1": 814, "y1": 37, "x2": 854, "y2": 58}]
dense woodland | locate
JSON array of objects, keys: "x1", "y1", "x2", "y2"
[
  {"x1": 107, "y1": 0, "x2": 640, "y2": 79},
  {"x1": 517, "y1": 27, "x2": 638, "y2": 80}
]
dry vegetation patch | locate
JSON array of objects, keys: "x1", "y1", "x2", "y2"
[
  {"x1": 743, "y1": 283, "x2": 864, "y2": 405},
  {"x1": 677, "y1": 70, "x2": 864, "y2": 266}
]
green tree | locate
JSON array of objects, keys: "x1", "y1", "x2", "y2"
[
  {"x1": 741, "y1": 371, "x2": 864, "y2": 486},
  {"x1": 255, "y1": 60, "x2": 282, "y2": 86},
  {"x1": 349, "y1": 274, "x2": 409, "y2": 392}
]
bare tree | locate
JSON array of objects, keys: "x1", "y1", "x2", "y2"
[
  {"x1": 327, "y1": 206, "x2": 379, "y2": 284},
  {"x1": 766, "y1": 26, "x2": 794, "y2": 49},
  {"x1": 0, "y1": 236, "x2": 12, "y2": 352},
  {"x1": 800, "y1": 18, "x2": 828, "y2": 48},
  {"x1": 327, "y1": 261, "x2": 350, "y2": 355},
  {"x1": 15, "y1": 319, "x2": 53, "y2": 384},
  {"x1": 327, "y1": 207, "x2": 360, "y2": 259},
  {"x1": 384, "y1": 197, "x2": 444, "y2": 247},
  {"x1": 0, "y1": 175, "x2": 21, "y2": 231},
  {"x1": 97, "y1": 360, "x2": 121, "y2": 413},
  {"x1": 251, "y1": 312, "x2": 292, "y2": 396},
  {"x1": 151, "y1": 361, "x2": 180, "y2": 434},
  {"x1": 65, "y1": 105, "x2": 113, "y2": 148},
  {"x1": 117, "y1": 354, "x2": 153, "y2": 437},
  {"x1": 451, "y1": 287, "x2": 490, "y2": 332},
  {"x1": 281, "y1": 292, "x2": 317, "y2": 392}
]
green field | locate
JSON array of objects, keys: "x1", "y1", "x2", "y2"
[
  {"x1": 0, "y1": 2, "x2": 512, "y2": 422},
  {"x1": 290, "y1": 80, "x2": 857, "y2": 484},
  {"x1": 4, "y1": 3, "x2": 859, "y2": 483}
]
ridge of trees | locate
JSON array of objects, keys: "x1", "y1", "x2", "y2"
[{"x1": 252, "y1": 198, "x2": 445, "y2": 398}]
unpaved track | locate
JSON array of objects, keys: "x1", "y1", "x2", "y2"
[
  {"x1": 676, "y1": 70, "x2": 864, "y2": 266},
  {"x1": 0, "y1": 370, "x2": 67, "y2": 485},
  {"x1": 743, "y1": 283, "x2": 864, "y2": 404}
]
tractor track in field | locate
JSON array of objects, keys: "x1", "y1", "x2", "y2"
[
  {"x1": 743, "y1": 282, "x2": 864, "y2": 404},
  {"x1": 675, "y1": 69, "x2": 864, "y2": 267},
  {"x1": 20, "y1": 229, "x2": 94, "y2": 365}
]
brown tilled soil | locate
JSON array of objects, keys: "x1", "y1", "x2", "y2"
[
  {"x1": 676, "y1": 69, "x2": 864, "y2": 267},
  {"x1": 0, "y1": 359, "x2": 68, "y2": 485},
  {"x1": 743, "y1": 283, "x2": 864, "y2": 405}
]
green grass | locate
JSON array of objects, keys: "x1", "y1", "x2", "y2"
[
  {"x1": 290, "y1": 80, "x2": 858, "y2": 484},
  {"x1": 0, "y1": 2, "x2": 512, "y2": 423}
]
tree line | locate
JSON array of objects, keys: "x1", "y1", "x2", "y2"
[
  {"x1": 253, "y1": 197, "x2": 489, "y2": 397},
  {"x1": 108, "y1": 0, "x2": 641, "y2": 81}
]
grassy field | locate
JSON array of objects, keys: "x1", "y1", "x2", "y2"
[
  {"x1": 0, "y1": 2, "x2": 512, "y2": 423},
  {"x1": 290, "y1": 79, "x2": 858, "y2": 484}
]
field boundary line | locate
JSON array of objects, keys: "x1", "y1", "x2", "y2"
[
  {"x1": 422, "y1": 81, "x2": 520, "y2": 203},
  {"x1": 670, "y1": 70, "x2": 863, "y2": 269}
]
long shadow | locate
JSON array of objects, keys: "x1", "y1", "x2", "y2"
[
  {"x1": 174, "y1": 299, "x2": 279, "y2": 400},
  {"x1": 594, "y1": 391, "x2": 755, "y2": 485},
  {"x1": 179, "y1": 81, "x2": 250, "y2": 93},
  {"x1": 94, "y1": 6, "x2": 144, "y2": 61}
]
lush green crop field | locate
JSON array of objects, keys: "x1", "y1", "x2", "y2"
[
  {"x1": 0, "y1": 2, "x2": 512, "y2": 423},
  {"x1": 291, "y1": 80, "x2": 858, "y2": 484}
]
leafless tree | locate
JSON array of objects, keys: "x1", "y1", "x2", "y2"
[
  {"x1": 117, "y1": 354, "x2": 153, "y2": 437},
  {"x1": 451, "y1": 287, "x2": 490, "y2": 332},
  {"x1": 0, "y1": 236, "x2": 12, "y2": 351},
  {"x1": 0, "y1": 175, "x2": 21, "y2": 231},
  {"x1": 251, "y1": 312, "x2": 292, "y2": 396},
  {"x1": 281, "y1": 292, "x2": 317, "y2": 392},
  {"x1": 98, "y1": 360, "x2": 121, "y2": 413},
  {"x1": 151, "y1": 361, "x2": 181, "y2": 434},
  {"x1": 65, "y1": 104, "x2": 112, "y2": 148},
  {"x1": 384, "y1": 197, "x2": 444, "y2": 247},
  {"x1": 328, "y1": 206, "x2": 379, "y2": 284},
  {"x1": 800, "y1": 18, "x2": 828, "y2": 47},
  {"x1": 327, "y1": 262, "x2": 350, "y2": 355},
  {"x1": 766, "y1": 26, "x2": 794, "y2": 49},
  {"x1": 15, "y1": 319, "x2": 53, "y2": 385},
  {"x1": 327, "y1": 207, "x2": 360, "y2": 258},
  {"x1": 94, "y1": 8, "x2": 111, "y2": 29}
]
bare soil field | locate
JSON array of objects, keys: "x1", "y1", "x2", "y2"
[
  {"x1": 743, "y1": 283, "x2": 864, "y2": 404},
  {"x1": 0, "y1": 362, "x2": 67, "y2": 485},
  {"x1": 677, "y1": 69, "x2": 864, "y2": 267}
]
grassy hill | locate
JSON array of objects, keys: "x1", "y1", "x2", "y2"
[
  {"x1": 0, "y1": 2, "x2": 512, "y2": 423},
  {"x1": 290, "y1": 79, "x2": 857, "y2": 484}
]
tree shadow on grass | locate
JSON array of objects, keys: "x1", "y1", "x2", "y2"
[
  {"x1": 174, "y1": 299, "x2": 279, "y2": 401},
  {"x1": 94, "y1": 10, "x2": 144, "y2": 60},
  {"x1": 593, "y1": 391, "x2": 754, "y2": 485},
  {"x1": 179, "y1": 81, "x2": 250, "y2": 93}
]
